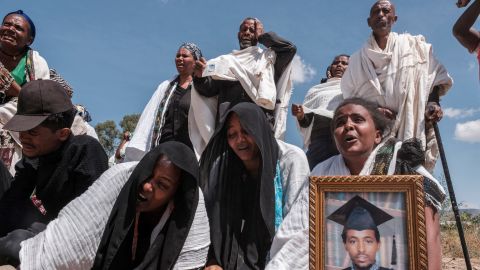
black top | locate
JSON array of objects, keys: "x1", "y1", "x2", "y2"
[
  {"x1": 0, "y1": 135, "x2": 108, "y2": 237},
  {"x1": 158, "y1": 82, "x2": 192, "y2": 149},
  {"x1": 93, "y1": 141, "x2": 199, "y2": 270},
  {"x1": 298, "y1": 113, "x2": 338, "y2": 169},
  {"x1": 0, "y1": 160, "x2": 12, "y2": 199},
  {"x1": 193, "y1": 32, "x2": 296, "y2": 121}
]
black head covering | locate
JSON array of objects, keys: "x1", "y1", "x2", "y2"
[
  {"x1": 327, "y1": 195, "x2": 393, "y2": 231},
  {"x1": 200, "y1": 102, "x2": 279, "y2": 270},
  {"x1": 93, "y1": 141, "x2": 199, "y2": 270}
]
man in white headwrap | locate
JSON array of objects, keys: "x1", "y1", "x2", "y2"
[
  {"x1": 190, "y1": 17, "x2": 296, "y2": 157},
  {"x1": 340, "y1": 0, "x2": 453, "y2": 171}
]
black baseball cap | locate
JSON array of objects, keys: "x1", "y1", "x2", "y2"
[{"x1": 4, "y1": 80, "x2": 73, "y2": 132}]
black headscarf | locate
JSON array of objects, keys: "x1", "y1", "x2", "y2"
[
  {"x1": 93, "y1": 141, "x2": 199, "y2": 270},
  {"x1": 200, "y1": 102, "x2": 279, "y2": 270}
]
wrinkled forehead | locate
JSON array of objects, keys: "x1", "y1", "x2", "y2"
[
  {"x1": 3, "y1": 14, "x2": 27, "y2": 25},
  {"x1": 239, "y1": 18, "x2": 255, "y2": 30},
  {"x1": 333, "y1": 55, "x2": 349, "y2": 63},
  {"x1": 370, "y1": 0, "x2": 395, "y2": 15}
]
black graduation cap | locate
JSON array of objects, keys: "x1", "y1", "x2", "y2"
[{"x1": 327, "y1": 195, "x2": 393, "y2": 231}]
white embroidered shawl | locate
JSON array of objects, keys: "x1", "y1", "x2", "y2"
[{"x1": 189, "y1": 46, "x2": 293, "y2": 158}]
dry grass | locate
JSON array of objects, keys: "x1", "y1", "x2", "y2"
[
  {"x1": 442, "y1": 258, "x2": 480, "y2": 270},
  {"x1": 441, "y1": 223, "x2": 480, "y2": 269}
]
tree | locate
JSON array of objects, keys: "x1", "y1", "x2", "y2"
[
  {"x1": 118, "y1": 113, "x2": 140, "y2": 139},
  {"x1": 94, "y1": 113, "x2": 141, "y2": 157},
  {"x1": 95, "y1": 120, "x2": 120, "y2": 156}
]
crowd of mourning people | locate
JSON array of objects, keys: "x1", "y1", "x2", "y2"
[{"x1": 0, "y1": 0, "x2": 476, "y2": 269}]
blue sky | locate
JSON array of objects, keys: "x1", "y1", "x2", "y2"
[{"x1": 3, "y1": 0, "x2": 480, "y2": 207}]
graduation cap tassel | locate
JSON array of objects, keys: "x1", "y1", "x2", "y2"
[
  {"x1": 391, "y1": 235, "x2": 397, "y2": 265},
  {"x1": 433, "y1": 123, "x2": 472, "y2": 270}
]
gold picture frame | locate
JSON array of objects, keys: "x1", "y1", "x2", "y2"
[{"x1": 309, "y1": 175, "x2": 427, "y2": 270}]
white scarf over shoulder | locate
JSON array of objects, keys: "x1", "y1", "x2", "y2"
[
  {"x1": 30, "y1": 50, "x2": 50, "y2": 80},
  {"x1": 298, "y1": 78, "x2": 343, "y2": 148},
  {"x1": 124, "y1": 79, "x2": 176, "y2": 162},
  {"x1": 341, "y1": 33, "x2": 452, "y2": 169},
  {"x1": 189, "y1": 46, "x2": 293, "y2": 158}
]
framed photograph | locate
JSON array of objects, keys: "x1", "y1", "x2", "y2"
[{"x1": 309, "y1": 175, "x2": 427, "y2": 270}]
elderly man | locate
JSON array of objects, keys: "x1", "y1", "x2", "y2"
[
  {"x1": 341, "y1": 0, "x2": 453, "y2": 172},
  {"x1": 190, "y1": 17, "x2": 296, "y2": 156}
]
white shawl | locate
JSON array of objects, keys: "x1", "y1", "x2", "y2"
[
  {"x1": 266, "y1": 140, "x2": 445, "y2": 270},
  {"x1": 298, "y1": 78, "x2": 343, "y2": 148},
  {"x1": 276, "y1": 140, "x2": 311, "y2": 217},
  {"x1": 124, "y1": 79, "x2": 176, "y2": 162},
  {"x1": 30, "y1": 50, "x2": 50, "y2": 81},
  {"x1": 189, "y1": 46, "x2": 293, "y2": 158},
  {"x1": 19, "y1": 162, "x2": 211, "y2": 270},
  {"x1": 341, "y1": 32, "x2": 453, "y2": 170},
  {"x1": 71, "y1": 115, "x2": 99, "y2": 140}
]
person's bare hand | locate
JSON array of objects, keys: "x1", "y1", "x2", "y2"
[
  {"x1": 123, "y1": 131, "x2": 131, "y2": 141},
  {"x1": 291, "y1": 104, "x2": 305, "y2": 120},
  {"x1": 254, "y1": 19, "x2": 264, "y2": 39},
  {"x1": 204, "y1": 265, "x2": 223, "y2": 270},
  {"x1": 377, "y1": 107, "x2": 396, "y2": 120},
  {"x1": 194, "y1": 57, "x2": 207, "y2": 78},
  {"x1": 456, "y1": 0, "x2": 471, "y2": 8},
  {"x1": 425, "y1": 102, "x2": 443, "y2": 123}
]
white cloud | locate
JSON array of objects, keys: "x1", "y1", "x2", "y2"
[
  {"x1": 454, "y1": 119, "x2": 480, "y2": 143},
  {"x1": 443, "y1": 107, "x2": 480, "y2": 119},
  {"x1": 468, "y1": 61, "x2": 476, "y2": 72},
  {"x1": 290, "y1": 55, "x2": 316, "y2": 84}
]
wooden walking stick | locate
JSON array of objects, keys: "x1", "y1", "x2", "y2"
[{"x1": 433, "y1": 122, "x2": 472, "y2": 270}]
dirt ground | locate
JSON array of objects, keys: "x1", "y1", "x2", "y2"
[{"x1": 442, "y1": 258, "x2": 480, "y2": 270}]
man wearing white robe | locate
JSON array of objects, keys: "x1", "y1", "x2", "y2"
[
  {"x1": 340, "y1": 0, "x2": 453, "y2": 171},
  {"x1": 189, "y1": 18, "x2": 296, "y2": 156}
]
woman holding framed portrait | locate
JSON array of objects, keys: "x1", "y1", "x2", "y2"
[{"x1": 266, "y1": 98, "x2": 446, "y2": 270}]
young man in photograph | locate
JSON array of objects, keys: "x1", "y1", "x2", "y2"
[{"x1": 328, "y1": 196, "x2": 394, "y2": 270}]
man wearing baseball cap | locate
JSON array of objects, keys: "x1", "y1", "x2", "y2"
[{"x1": 0, "y1": 80, "x2": 108, "y2": 266}]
